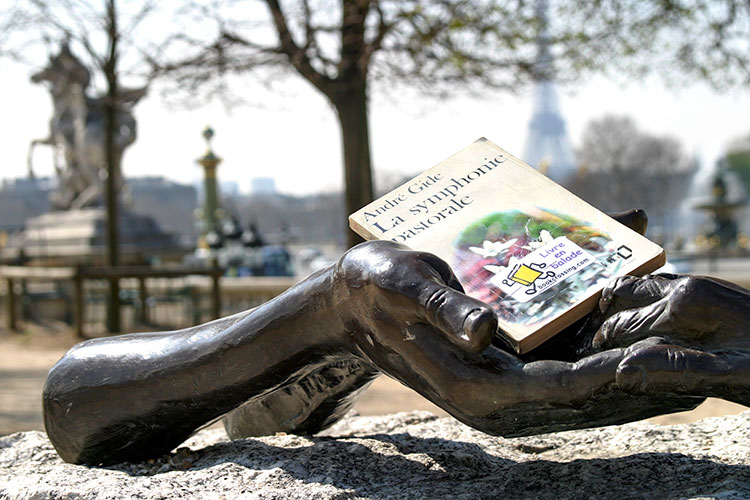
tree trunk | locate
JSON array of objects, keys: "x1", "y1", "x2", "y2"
[
  {"x1": 105, "y1": 0, "x2": 120, "y2": 333},
  {"x1": 332, "y1": 84, "x2": 374, "y2": 248}
]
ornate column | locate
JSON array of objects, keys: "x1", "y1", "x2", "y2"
[{"x1": 196, "y1": 126, "x2": 222, "y2": 235}]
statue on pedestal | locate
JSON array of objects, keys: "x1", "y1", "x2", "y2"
[
  {"x1": 27, "y1": 42, "x2": 146, "y2": 210},
  {"x1": 4, "y1": 42, "x2": 183, "y2": 265}
]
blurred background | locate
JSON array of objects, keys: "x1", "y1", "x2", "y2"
[{"x1": 1, "y1": 0, "x2": 749, "y2": 436}]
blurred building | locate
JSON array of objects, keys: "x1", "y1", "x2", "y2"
[
  {"x1": 226, "y1": 191, "x2": 346, "y2": 247},
  {"x1": 0, "y1": 177, "x2": 54, "y2": 233},
  {"x1": 250, "y1": 177, "x2": 277, "y2": 195},
  {"x1": 0, "y1": 176, "x2": 197, "y2": 243},
  {"x1": 220, "y1": 180, "x2": 240, "y2": 197},
  {"x1": 126, "y1": 176, "x2": 198, "y2": 241}
]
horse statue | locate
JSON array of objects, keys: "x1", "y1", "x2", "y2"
[{"x1": 27, "y1": 43, "x2": 146, "y2": 210}]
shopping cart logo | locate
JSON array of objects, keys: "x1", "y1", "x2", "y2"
[{"x1": 503, "y1": 263, "x2": 555, "y2": 294}]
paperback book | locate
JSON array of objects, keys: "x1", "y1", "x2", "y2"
[{"x1": 349, "y1": 138, "x2": 666, "y2": 353}]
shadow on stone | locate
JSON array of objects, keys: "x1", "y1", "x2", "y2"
[
  {"x1": 114, "y1": 430, "x2": 750, "y2": 500},
  {"x1": 3, "y1": 412, "x2": 750, "y2": 500}
]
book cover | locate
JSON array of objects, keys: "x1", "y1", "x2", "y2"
[{"x1": 349, "y1": 138, "x2": 666, "y2": 353}]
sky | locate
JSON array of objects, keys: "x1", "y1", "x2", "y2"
[{"x1": 2, "y1": 61, "x2": 750, "y2": 198}]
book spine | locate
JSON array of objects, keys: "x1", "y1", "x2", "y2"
[{"x1": 348, "y1": 217, "x2": 380, "y2": 242}]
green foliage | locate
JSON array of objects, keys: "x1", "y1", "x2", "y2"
[
  {"x1": 455, "y1": 209, "x2": 602, "y2": 247},
  {"x1": 725, "y1": 149, "x2": 750, "y2": 198}
]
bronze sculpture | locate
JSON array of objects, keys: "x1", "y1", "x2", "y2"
[
  {"x1": 28, "y1": 43, "x2": 146, "y2": 210},
  {"x1": 43, "y1": 211, "x2": 750, "y2": 465}
]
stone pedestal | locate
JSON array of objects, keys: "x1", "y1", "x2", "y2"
[{"x1": 1, "y1": 208, "x2": 185, "y2": 265}]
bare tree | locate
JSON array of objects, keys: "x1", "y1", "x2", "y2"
[
  {"x1": 149, "y1": 0, "x2": 749, "y2": 247},
  {"x1": 151, "y1": 1, "x2": 541, "y2": 246},
  {"x1": 568, "y1": 115, "x2": 697, "y2": 241}
]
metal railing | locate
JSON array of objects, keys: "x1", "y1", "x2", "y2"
[{"x1": 0, "y1": 265, "x2": 297, "y2": 336}]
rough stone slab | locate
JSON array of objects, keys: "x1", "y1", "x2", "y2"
[{"x1": 2, "y1": 411, "x2": 750, "y2": 500}]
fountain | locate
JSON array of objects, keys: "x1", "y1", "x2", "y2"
[{"x1": 694, "y1": 169, "x2": 747, "y2": 251}]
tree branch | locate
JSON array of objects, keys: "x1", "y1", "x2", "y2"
[
  {"x1": 361, "y1": 0, "x2": 390, "y2": 69},
  {"x1": 263, "y1": 0, "x2": 331, "y2": 94}
]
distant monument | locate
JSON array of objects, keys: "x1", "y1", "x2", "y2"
[
  {"x1": 27, "y1": 43, "x2": 145, "y2": 209},
  {"x1": 522, "y1": 0, "x2": 576, "y2": 184},
  {"x1": 694, "y1": 170, "x2": 747, "y2": 251},
  {"x1": 195, "y1": 126, "x2": 223, "y2": 238},
  {"x1": 1, "y1": 43, "x2": 182, "y2": 265}
]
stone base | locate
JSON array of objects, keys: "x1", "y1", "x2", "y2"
[
  {"x1": 2, "y1": 411, "x2": 750, "y2": 499},
  {"x1": 1, "y1": 207, "x2": 185, "y2": 265}
]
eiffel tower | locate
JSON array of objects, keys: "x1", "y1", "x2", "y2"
[{"x1": 522, "y1": 0, "x2": 576, "y2": 184}]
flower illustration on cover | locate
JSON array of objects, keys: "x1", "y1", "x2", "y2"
[{"x1": 452, "y1": 208, "x2": 632, "y2": 327}]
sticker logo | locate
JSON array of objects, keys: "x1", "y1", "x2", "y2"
[
  {"x1": 505, "y1": 262, "x2": 555, "y2": 289},
  {"x1": 488, "y1": 236, "x2": 594, "y2": 303}
]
